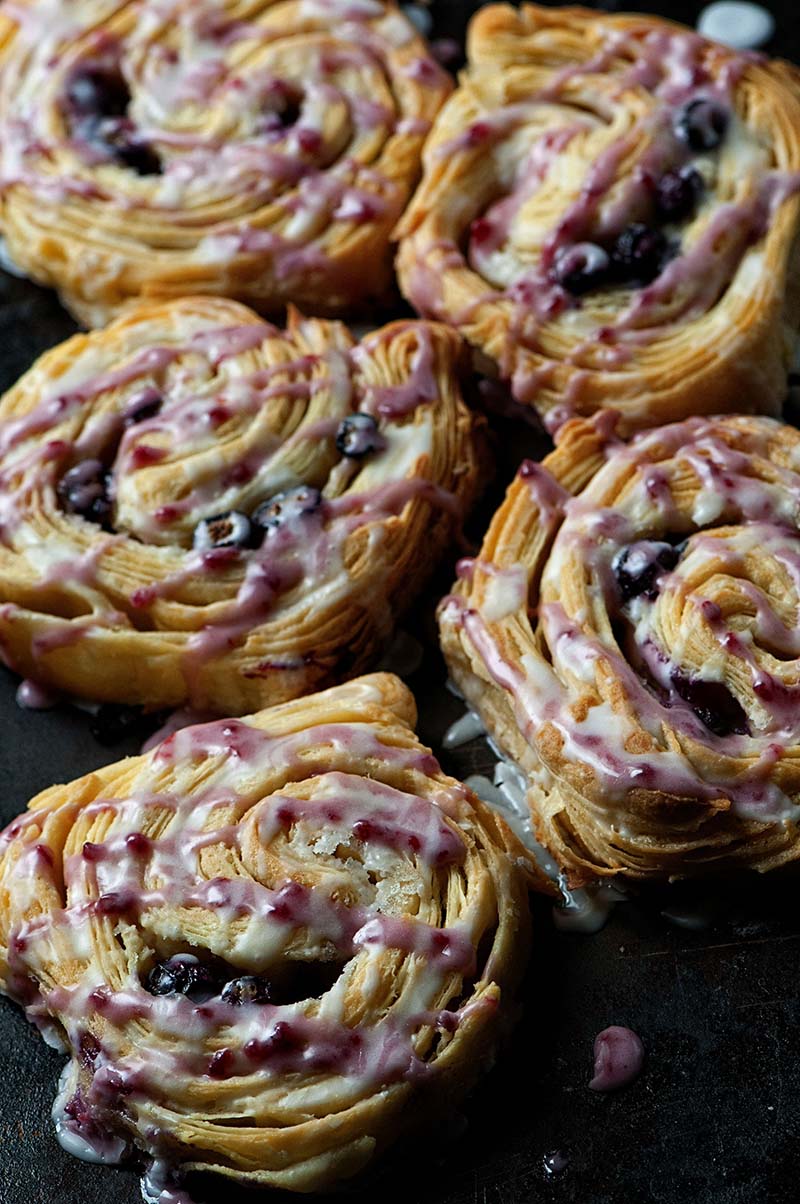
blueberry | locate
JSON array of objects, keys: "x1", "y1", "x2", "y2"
[
  {"x1": 675, "y1": 98, "x2": 728, "y2": 152},
  {"x1": 613, "y1": 541, "x2": 680, "y2": 602},
  {"x1": 78, "y1": 117, "x2": 162, "y2": 176},
  {"x1": 335, "y1": 413, "x2": 380, "y2": 458},
  {"x1": 252, "y1": 485, "x2": 322, "y2": 532},
  {"x1": 58, "y1": 460, "x2": 112, "y2": 526},
  {"x1": 655, "y1": 168, "x2": 704, "y2": 222},
  {"x1": 111, "y1": 137, "x2": 162, "y2": 177},
  {"x1": 221, "y1": 975, "x2": 274, "y2": 1006},
  {"x1": 65, "y1": 66, "x2": 130, "y2": 119},
  {"x1": 193, "y1": 510, "x2": 253, "y2": 551},
  {"x1": 146, "y1": 955, "x2": 217, "y2": 1001},
  {"x1": 551, "y1": 242, "x2": 611, "y2": 295},
  {"x1": 124, "y1": 390, "x2": 162, "y2": 426},
  {"x1": 610, "y1": 224, "x2": 671, "y2": 285},
  {"x1": 670, "y1": 670, "x2": 748, "y2": 737}
]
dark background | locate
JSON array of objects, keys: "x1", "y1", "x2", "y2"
[{"x1": 2, "y1": 2, "x2": 800, "y2": 1202}]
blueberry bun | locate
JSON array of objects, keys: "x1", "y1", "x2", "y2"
[
  {"x1": 441, "y1": 412, "x2": 800, "y2": 881},
  {"x1": 0, "y1": 0, "x2": 450, "y2": 326},
  {"x1": 397, "y1": 3, "x2": 800, "y2": 435},
  {"x1": 0, "y1": 673, "x2": 530, "y2": 1193},
  {"x1": 0, "y1": 296, "x2": 480, "y2": 713}
]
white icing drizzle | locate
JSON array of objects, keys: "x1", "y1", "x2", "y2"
[
  {"x1": 465, "y1": 757, "x2": 625, "y2": 934},
  {"x1": 442, "y1": 708, "x2": 485, "y2": 749}
]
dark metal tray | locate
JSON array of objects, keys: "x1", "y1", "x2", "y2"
[{"x1": 3, "y1": 3, "x2": 800, "y2": 1201}]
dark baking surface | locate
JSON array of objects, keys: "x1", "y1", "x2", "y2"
[{"x1": 2, "y1": 2, "x2": 800, "y2": 1201}]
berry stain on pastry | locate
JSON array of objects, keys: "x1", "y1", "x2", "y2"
[
  {"x1": 0, "y1": 674, "x2": 531, "y2": 1196},
  {"x1": 0, "y1": 297, "x2": 481, "y2": 715},
  {"x1": 0, "y1": 0, "x2": 452, "y2": 326},
  {"x1": 441, "y1": 412, "x2": 800, "y2": 883},
  {"x1": 396, "y1": 3, "x2": 800, "y2": 435}
]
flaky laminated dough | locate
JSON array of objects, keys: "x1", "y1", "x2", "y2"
[
  {"x1": 0, "y1": 295, "x2": 481, "y2": 713},
  {"x1": 0, "y1": 0, "x2": 451, "y2": 326},
  {"x1": 0, "y1": 673, "x2": 530, "y2": 1193},
  {"x1": 441, "y1": 412, "x2": 800, "y2": 883},
  {"x1": 397, "y1": 3, "x2": 800, "y2": 435}
]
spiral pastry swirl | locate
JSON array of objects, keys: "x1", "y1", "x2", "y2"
[
  {"x1": 0, "y1": 673, "x2": 530, "y2": 1192},
  {"x1": 441, "y1": 412, "x2": 800, "y2": 882},
  {"x1": 397, "y1": 3, "x2": 800, "y2": 435},
  {"x1": 0, "y1": 0, "x2": 450, "y2": 327},
  {"x1": 0, "y1": 296, "x2": 480, "y2": 714}
]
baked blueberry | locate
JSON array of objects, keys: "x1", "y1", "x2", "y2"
[
  {"x1": 65, "y1": 66, "x2": 130, "y2": 119},
  {"x1": 655, "y1": 168, "x2": 703, "y2": 221},
  {"x1": 58, "y1": 460, "x2": 112, "y2": 526},
  {"x1": 670, "y1": 670, "x2": 748, "y2": 737},
  {"x1": 610, "y1": 224, "x2": 670, "y2": 284},
  {"x1": 551, "y1": 242, "x2": 611, "y2": 294},
  {"x1": 111, "y1": 137, "x2": 162, "y2": 176},
  {"x1": 253, "y1": 485, "x2": 322, "y2": 532},
  {"x1": 193, "y1": 510, "x2": 253, "y2": 551},
  {"x1": 675, "y1": 98, "x2": 728, "y2": 152},
  {"x1": 221, "y1": 975, "x2": 274, "y2": 1006},
  {"x1": 335, "y1": 413, "x2": 380, "y2": 458},
  {"x1": 124, "y1": 390, "x2": 163, "y2": 426},
  {"x1": 613, "y1": 541, "x2": 680, "y2": 602},
  {"x1": 146, "y1": 955, "x2": 217, "y2": 1001}
]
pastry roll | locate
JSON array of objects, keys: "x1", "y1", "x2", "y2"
[
  {"x1": 397, "y1": 3, "x2": 800, "y2": 435},
  {"x1": 0, "y1": 673, "x2": 530, "y2": 1193},
  {"x1": 0, "y1": 0, "x2": 450, "y2": 327},
  {"x1": 441, "y1": 412, "x2": 800, "y2": 882},
  {"x1": 0, "y1": 296, "x2": 480, "y2": 714}
]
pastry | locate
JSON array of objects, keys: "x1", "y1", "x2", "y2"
[
  {"x1": 0, "y1": 672, "x2": 531, "y2": 1193},
  {"x1": 0, "y1": 296, "x2": 481, "y2": 714},
  {"x1": 396, "y1": 3, "x2": 800, "y2": 435},
  {"x1": 0, "y1": 0, "x2": 450, "y2": 327},
  {"x1": 441, "y1": 411, "x2": 800, "y2": 882}
]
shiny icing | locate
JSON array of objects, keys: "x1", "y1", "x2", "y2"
[{"x1": 589, "y1": 1025, "x2": 645, "y2": 1091}]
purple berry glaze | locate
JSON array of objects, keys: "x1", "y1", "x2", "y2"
[{"x1": 589, "y1": 1026, "x2": 645, "y2": 1092}]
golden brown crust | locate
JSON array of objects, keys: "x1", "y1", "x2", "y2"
[
  {"x1": 0, "y1": 0, "x2": 451, "y2": 326},
  {"x1": 440, "y1": 412, "x2": 800, "y2": 884},
  {"x1": 397, "y1": 3, "x2": 800, "y2": 435},
  {"x1": 0, "y1": 296, "x2": 481, "y2": 713},
  {"x1": 0, "y1": 673, "x2": 530, "y2": 1192}
]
